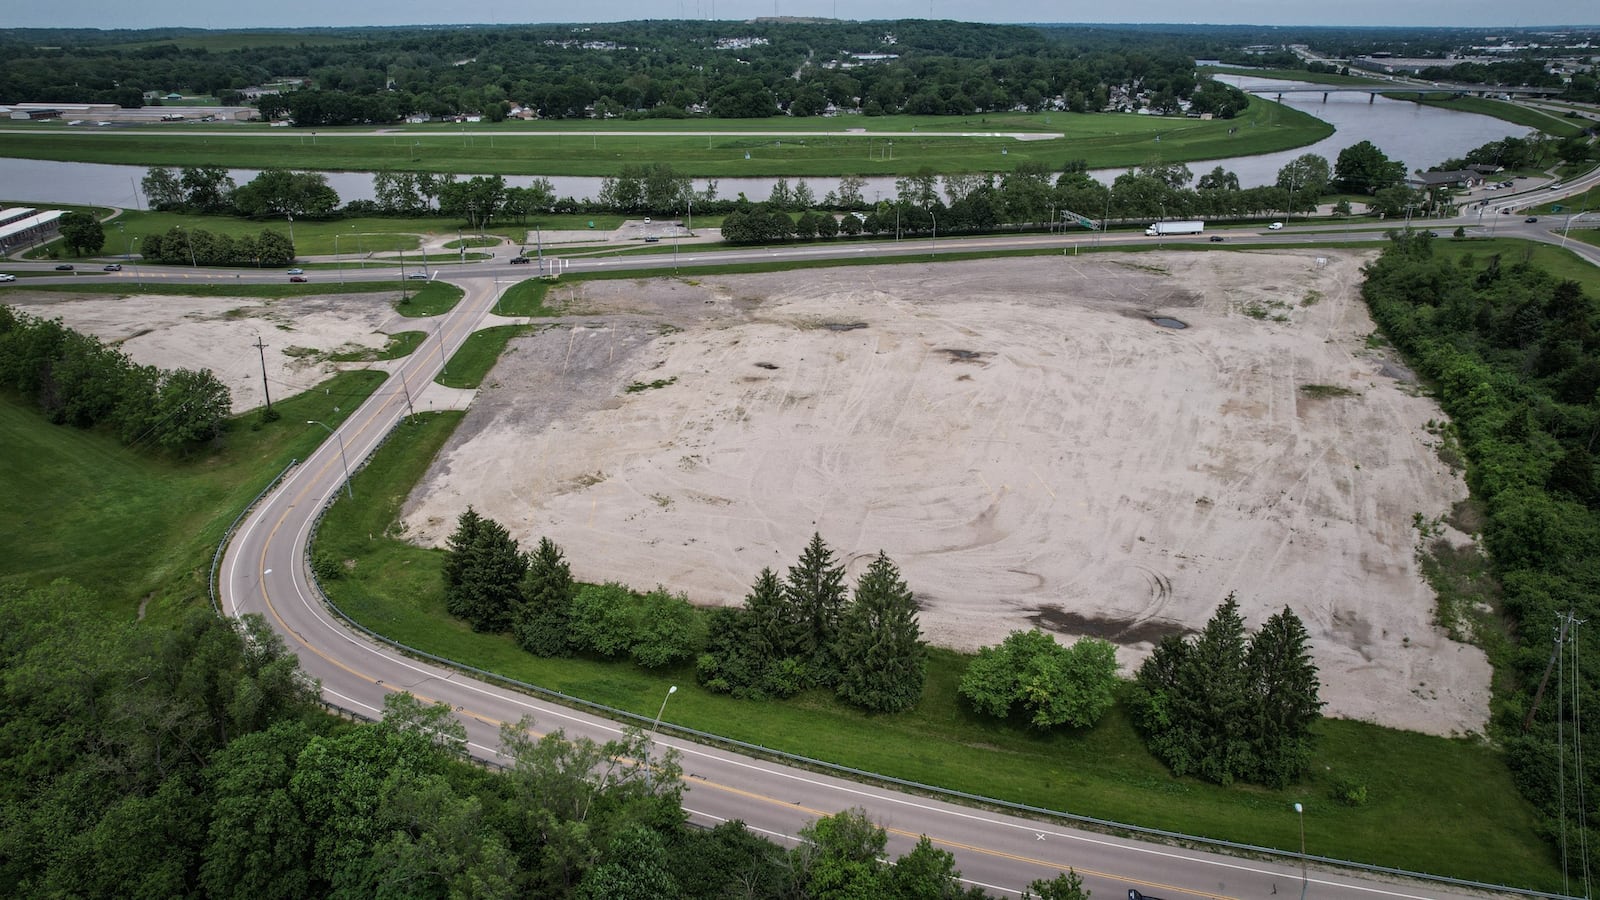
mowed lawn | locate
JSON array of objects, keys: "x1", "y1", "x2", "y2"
[{"x1": 1, "y1": 96, "x2": 1331, "y2": 176}]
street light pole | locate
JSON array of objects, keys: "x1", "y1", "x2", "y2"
[
  {"x1": 334, "y1": 233, "x2": 344, "y2": 286},
  {"x1": 651, "y1": 684, "x2": 677, "y2": 736},
  {"x1": 306, "y1": 420, "x2": 354, "y2": 500},
  {"x1": 1294, "y1": 802, "x2": 1307, "y2": 900}
]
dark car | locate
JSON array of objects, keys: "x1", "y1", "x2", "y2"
[
  {"x1": 289, "y1": 275, "x2": 308, "y2": 283},
  {"x1": 509, "y1": 256, "x2": 531, "y2": 264},
  {"x1": 406, "y1": 272, "x2": 429, "y2": 280},
  {"x1": 1209, "y1": 235, "x2": 1224, "y2": 242},
  {"x1": 103, "y1": 263, "x2": 122, "y2": 271},
  {"x1": 1525, "y1": 216, "x2": 1539, "y2": 223},
  {"x1": 644, "y1": 236, "x2": 660, "y2": 243},
  {"x1": 54, "y1": 264, "x2": 73, "y2": 271}
]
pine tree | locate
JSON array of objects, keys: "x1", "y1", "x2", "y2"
[
  {"x1": 1245, "y1": 606, "x2": 1324, "y2": 787},
  {"x1": 441, "y1": 507, "x2": 484, "y2": 621},
  {"x1": 834, "y1": 552, "x2": 926, "y2": 713},
  {"x1": 1179, "y1": 593, "x2": 1253, "y2": 784},
  {"x1": 785, "y1": 532, "x2": 847, "y2": 685},
  {"x1": 459, "y1": 516, "x2": 525, "y2": 634},
  {"x1": 515, "y1": 537, "x2": 575, "y2": 657}
]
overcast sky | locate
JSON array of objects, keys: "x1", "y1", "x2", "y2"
[{"x1": 1, "y1": 1, "x2": 1595, "y2": 30}]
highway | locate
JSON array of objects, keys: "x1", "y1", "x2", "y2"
[{"x1": 29, "y1": 194, "x2": 1595, "y2": 897}]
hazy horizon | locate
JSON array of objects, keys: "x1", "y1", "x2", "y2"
[{"x1": 2, "y1": 2, "x2": 1596, "y2": 31}]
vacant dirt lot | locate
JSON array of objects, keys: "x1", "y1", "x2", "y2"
[
  {"x1": 6, "y1": 290, "x2": 406, "y2": 412},
  {"x1": 4, "y1": 251, "x2": 1488, "y2": 735},
  {"x1": 401, "y1": 252, "x2": 1490, "y2": 737}
]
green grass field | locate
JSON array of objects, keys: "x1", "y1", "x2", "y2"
[
  {"x1": 309, "y1": 408, "x2": 1561, "y2": 890},
  {"x1": 0, "y1": 97, "x2": 1332, "y2": 177},
  {"x1": 1387, "y1": 93, "x2": 1588, "y2": 137},
  {"x1": 437, "y1": 324, "x2": 530, "y2": 389},
  {"x1": 493, "y1": 279, "x2": 557, "y2": 316},
  {"x1": 0, "y1": 369, "x2": 384, "y2": 621},
  {"x1": 395, "y1": 281, "x2": 463, "y2": 317}
]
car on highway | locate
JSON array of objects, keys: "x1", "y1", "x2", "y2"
[
  {"x1": 289, "y1": 275, "x2": 308, "y2": 283},
  {"x1": 1526, "y1": 216, "x2": 1539, "y2": 223},
  {"x1": 54, "y1": 264, "x2": 74, "y2": 271},
  {"x1": 103, "y1": 263, "x2": 122, "y2": 271},
  {"x1": 1267, "y1": 222, "x2": 1283, "y2": 230},
  {"x1": 644, "y1": 236, "x2": 660, "y2": 243},
  {"x1": 1209, "y1": 235, "x2": 1224, "y2": 242},
  {"x1": 286, "y1": 267, "x2": 304, "y2": 275},
  {"x1": 509, "y1": 256, "x2": 531, "y2": 264},
  {"x1": 406, "y1": 272, "x2": 429, "y2": 280},
  {"x1": 0, "y1": 274, "x2": 15, "y2": 282}
]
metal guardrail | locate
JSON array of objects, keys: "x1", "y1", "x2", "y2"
[
  {"x1": 295, "y1": 467, "x2": 1578, "y2": 900},
  {"x1": 207, "y1": 457, "x2": 298, "y2": 615}
]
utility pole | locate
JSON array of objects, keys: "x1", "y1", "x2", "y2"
[{"x1": 254, "y1": 335, "x2": 273, "y2": 412}]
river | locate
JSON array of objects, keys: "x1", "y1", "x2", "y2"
[{"x1": 0, "y1": 76, "x2": 1532, "y2": 208}]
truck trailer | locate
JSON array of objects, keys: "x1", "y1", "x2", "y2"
[{"x1": 1145, "y1": 220, "x2": 1204, "y2": 236}]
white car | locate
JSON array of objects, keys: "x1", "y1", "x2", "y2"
[
  {"x1": 1268, "y1": 222, "x2": 1284, "y2": 230},
  {"x1": 0, "y1": 273, "x2": 15, "y2": 282}
]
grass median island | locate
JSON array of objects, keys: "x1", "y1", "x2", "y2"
[
  {"x1": 493, "y1": 279, "x2": 558, "y2": 316},
  {"x1": 395, "y1": 280, "x2": 464, "y2": 316},
  {"x1": 0, "y1": 369, "x2": 384, "y2": 622},
  {"x1": 438, "y1": 324, "x2": 531, "y2": 389},
  {"x1": 309, "y1": 374, "x2": 1558, "y2": 890},
  {"x1": 0, "y1": 98, "x2": 1330, "y2": 176}
]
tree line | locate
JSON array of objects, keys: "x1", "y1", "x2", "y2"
[
  {"x1": 0, "y1": 580, "x2": 1093, "y2": 898},
  {"x1": 1360, "y1": 231, "x2": 1600, "y2": 875},
  {"x1": 0, "y1": 306, "x2": 231, "y2": 450},
  {"x1": 441, "y1": 512, "x2": 930, "y2": 715},
  {"x1": 440, "y1": 506, "x2": 1323, "y2": 787}
]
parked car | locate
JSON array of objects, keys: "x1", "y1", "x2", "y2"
[
  {"x1": 509, "y1": 256, "x2": 531, "y2": 264},
  {"x1": 286, "y1": 267, "x2": 304, "y2": 275},
  {"x1": 1209, "y1": 235, "x2": 1225, "y2": 242},
  {"x1": 1267, "y1": 222, "x2": 1284, "y2": 230},
  {"x1": 289, "y1": 275, "x2": 308, "y2": 283},
  {"x1": 1525, "y1": 216, "x2": 1539, "y2": 223},
  {"x1": 0, "y1": 273, "x2": 15, "y2": 282},
  {"x1": 103, "y1": 263, "x2": 122, "y2": 271},
  {"x1": 54, "y1": 264, "x2": 74, "y2": 270}
]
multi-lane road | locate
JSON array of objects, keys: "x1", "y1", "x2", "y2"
[{"x1": 14, "y1": 198, "x2": 1594, "y2": 897}]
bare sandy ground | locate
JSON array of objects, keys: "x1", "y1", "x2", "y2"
[
  {"x1": 6, "y1": 291, "x2": 407, "y2": 412},
  {"x1": 3, "y1": 250, "x2": 1490, "y2": 736},
  {"x1": 401, "y1": 252, "x2": 1490, "y2": 737}
]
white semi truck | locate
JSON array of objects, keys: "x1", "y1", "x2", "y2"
[{"x1": 1144, "y1": 220, "x2": 1204, "y2": 236}]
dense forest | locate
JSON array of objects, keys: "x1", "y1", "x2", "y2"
[
  {"x1": 0, "y1": 20, "x2": 1246, "y2": 123},
  {"x1": 1361, "y1": 234, "x2": 1600, "y2": 877}
]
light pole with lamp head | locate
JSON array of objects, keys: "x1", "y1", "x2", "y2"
[
  {"x1": 307, "y1": 420, "x2": 354, "y2": 500},
  {"x1": 646, "y1": 685, "x2": 678, "y2": 786},
  {"x1": 334, "y1": 232, "x2": 344, "y2": 286},
  {"x1": 1294, "y1": 802, "x2": 1307, "y2": 900}
]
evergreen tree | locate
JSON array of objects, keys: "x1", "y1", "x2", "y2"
[
  {"x1": 746, "y1": 566, "x2": 803, "y2": 677},
  {"x1": 834, "y1": 552, "x2": 926, "y2": 713},
  {"x1": 1245, "y1": 607, "x2": 1324, "y2": 787},
  {"x1": 1181, "y1": 593, "x2": 1254, "y2": 784},
  {"x1": 442, "y1": 507, "x2": 485, "y2": 621},
  {"x1": 1132, "y1": 595, "x2": 1322, "y2": 786},
  {"x1": 463, "y1": 517, "x2": 525, "y2": 634},
  {"x1": 515, "y1": 537, "x2": 576, "y2": 657},
  {"x1": 786, "y1": 532, "x2": 848, "y2": 685}
]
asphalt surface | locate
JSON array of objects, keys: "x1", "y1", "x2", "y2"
[{"x1": 16, "y1": 184, "x2": 1598, "y2": 897}]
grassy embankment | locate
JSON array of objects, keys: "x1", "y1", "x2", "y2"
[
  {"x1": 0, "y1": 369, "x2": 384, "y2": 622},
  {"x1": 1384, "y1": 93, "x2": 1589, "y2": 138},
  {"x1": 1199, "y1": 65, "x2": 1389, "y2": 87},
  {"x1": 309, "y1": 390, "x2": 1558, "y2": 890},
  {"x1": 0, "y1": 96, "x2": 1331, "y2": 177}
]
